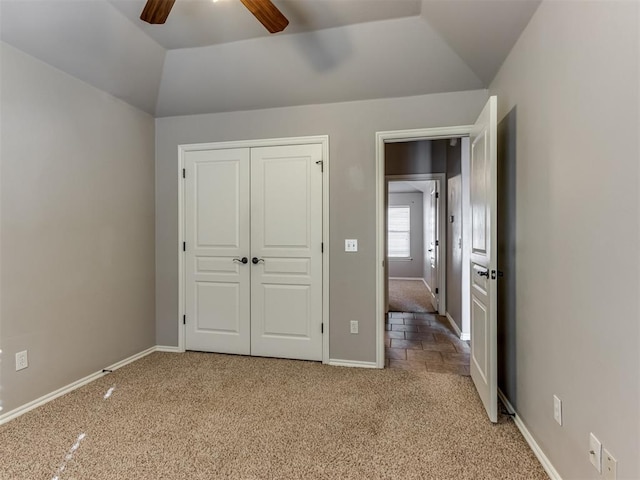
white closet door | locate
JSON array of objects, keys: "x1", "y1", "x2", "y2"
[
  {"x1": 184, "y1": 148, "x2": 251, "y2": 354},
  {"x1": 249, "y1": 144, "x2": 323, "y2": 361}
]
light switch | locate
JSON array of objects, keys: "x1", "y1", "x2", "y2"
[{"x1": 345, "y1": 239, "x2": 358, "y2": 252}]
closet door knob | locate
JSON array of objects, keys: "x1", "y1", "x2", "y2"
[
  {"x1": 252, "y1": 257, "x2": 264, "y2": 264},
  {"x1": 233, "y1": 257, "x2": 248, "y2": 264}
]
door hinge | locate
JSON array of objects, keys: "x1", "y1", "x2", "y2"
[
  {"x1": 321, "y1": 242, "x2": 324, "y2": 253},
  {"x1": 435, "y1": 288, "x2": 439, "y2": 294},
  {"x1": 315, "y1": 160, "x2": 324, "y2": 172},
  {"x1": 182, "y1": 168, "x2": 186, "y2": 179},
  {"x1": 183, "y1": 242, "x2": 186, "y2": 252},
  {"x1": 321, "y1": 323, "x2": 324, "y2": 333},
  {"x1": 435, "y1": 192, "x2": 439, "y2": 199},
  {"x1": 435, "y1": 240, "x2": 439, "y2": 246},
  {"x1": 382, "y1": 260, "x2": 385, "y2": 267},
  {"x1": 183, "y1": 315, "x2": 186, "y2": 325}
]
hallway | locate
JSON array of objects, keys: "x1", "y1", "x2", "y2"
[{"x1": 385, "y1": 312, "x2": 470, "y2": 375}]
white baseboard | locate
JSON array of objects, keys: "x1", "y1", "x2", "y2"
[
  {"x1": 445, "y1": 312, "x2": 470, "y2": 341},
  {"x1": 155, "y1": 345, "x2": 182, "y2": 353},
  {"x1": 497, "y1": 388, "x2": 515, "y2": 414},
  {"x1": 328, "y1": 359, "x2": 379, "y2": 369},
  {"x1": 0, "y1": 345, "x2": 175, "y2": 426},
  {"x1": 421, "y1": 279, "x2": 440, "y2": 312},
  {"x1": 389, "y1": 277, "x2": 423, "y2": 281},
  {"x1": 445, "y1": 312, "x2": 463, "y2": 337},
  {"x1": 498, "y1": 389, "x2": 562, "y2": 480}
]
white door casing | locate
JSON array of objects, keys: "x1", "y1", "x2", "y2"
[
  {"x1": 428, "y1": 182, "x2": 439, "y2": 309},
  {"x1": 182, "y1": 141, "x2": 324, "y2": 362},
  {"x1": 250, "y1": 145, "x2": 324, "y2": 361},
  {"x1": 447, "y1": 175, "x2": 463, "y2": 326},
  {"x1": 184, "y1": 148, "x2": 251, "y2": 354},
  {"x1": 469, "y1": 96, "x2": 498, "y2": 423}
]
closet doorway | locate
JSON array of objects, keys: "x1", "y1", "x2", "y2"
[{"x1": 178, "y1": 137, "x2": 330, "y2": 362}]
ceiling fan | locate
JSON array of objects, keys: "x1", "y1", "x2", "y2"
[{"x1": 140, "y1": 0, "x2": 289, "y2": 33}]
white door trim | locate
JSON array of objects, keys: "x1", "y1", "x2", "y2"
[
  {"x1": 178, "y1": 135, "x2": 330, "y2": 365},
  {"x1": 375, "y1": 126, "x2": 472, "y2": 368},
  {"x1": 386, "y1": 173, "x2": 447, "y2": 315}
]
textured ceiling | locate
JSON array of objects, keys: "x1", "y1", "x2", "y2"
[{"x1": 0, "y1": 0, "x2": 541, "y2": 117}]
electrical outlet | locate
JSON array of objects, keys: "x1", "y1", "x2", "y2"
[
  {"x1": 589, "y1": 433, "x2": 602, "y2": 473},
  {"x1": 15, "y1": 350, "x2": 28, "y2": 371},
  {"x1": 350, "y1": 320, "x2": 359, "y2": 334},
  {"x1": 553, "y1": 395, "x2": 562, "y2": 425},
  {"x1": 603, "y1": 448, "x2": 617, "y2": 480}
]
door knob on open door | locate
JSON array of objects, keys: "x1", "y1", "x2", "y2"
[
  {"x1": 233, "y1": 257, "x2": 248, "y2": 264},
  {"x1": 476, "y1": 270, "x2": 489, "y2": 277},
  {"x1": 252, "y1": 257, "x2": 264, "y2": 264}
]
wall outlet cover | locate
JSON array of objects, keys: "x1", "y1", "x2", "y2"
[
  {"x1": 603, "y1": 448, "x2": 617, "y2": 480},
  {"x1": 16, "y1": 350, "x2": 29, "y2": 371},
  {"x1": 553, "y1": 395, "x2": 562, "y2": 425},
  {"x1": 589, "y1": 433, "x2": 602, "y2": 473},
  {"x1": 350, "y1": 320, "x2": 359, "y2": 334}
]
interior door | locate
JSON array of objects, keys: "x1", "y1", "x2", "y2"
[
  {"x1": 249, "y1": 144, "x2": 323, "y2": 361},
  {"x1": 184, "y1": 148, "x2": 251, "y2": 354},
  {"x1": 469, "y1": 95, "x2": 498, "y2": 422},
  {"x1": 428, "y1": 183, "x2": 439, "y2": 309}
]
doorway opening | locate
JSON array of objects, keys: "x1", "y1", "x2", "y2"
[
  {"x1": 376, "y1": 127, "x2": 473, "y2": 372},
  {"x1": 383, "y1": 139, "x2": 471, "y2": 374},
  {"x1": 386, "y1": 174, "x2": 443, "y2": 315},
  {"x1": 377, "y1": 97, "x2": 499, "y2": 423}
]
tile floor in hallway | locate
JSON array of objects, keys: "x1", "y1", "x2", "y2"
[{"x1": 385, "y1": 312, "x2": 470, "y2": 375}]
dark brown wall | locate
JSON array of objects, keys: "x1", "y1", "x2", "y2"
[{"x1": 385, "y1": 140, "x2": 446, "y2": 175}]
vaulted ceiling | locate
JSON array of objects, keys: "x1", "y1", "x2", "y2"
[{"x1": 0, "y1": 0, "x2": 540, "y2": 117}]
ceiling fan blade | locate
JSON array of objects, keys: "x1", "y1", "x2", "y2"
[
  {"x1": 239, "y1": 0, "x2": 289, "y2": 34},
  {"x1": 140, "y1": 0, "x2": 176, "y2": 24}
]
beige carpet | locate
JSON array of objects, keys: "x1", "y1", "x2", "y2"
[
  {"x1": 389, "y1": 279, "x2": 437, "y2": 313},
  {"x1": 0, "y1": 352, "x2": 547, "y2": 479}
]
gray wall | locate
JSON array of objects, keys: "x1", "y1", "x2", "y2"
[
  {"x1": 0, "y1": 43, "x2": 156, "y2": 414},
  {"x1": 387, "y1": 192, "x2": 424, "y2": 278},
  {"x1": 490, "y1": 2, "x2": 639, "y2": 478},
  {"x1": 155, "y1": 90, "x2": 489, "y2": 362}
]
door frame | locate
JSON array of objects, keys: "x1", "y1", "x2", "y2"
[
  {"x1": 385, "y1": 174, "x2": 446, "y2": 314},
  {"x1": 177, "y1": 135, "x2": 330, "y2": 364},
  {"x1": 375, "y1": 126, "x2": 471, "y2": 368}
]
